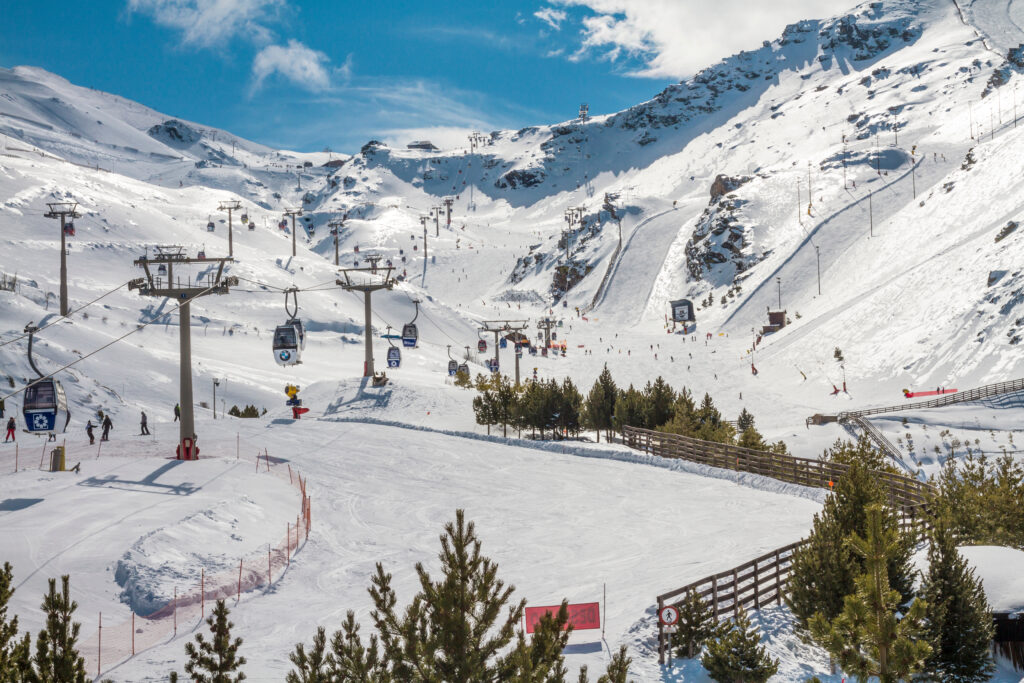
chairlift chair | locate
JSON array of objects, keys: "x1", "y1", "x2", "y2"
[{"x1": 23, "y1": 378, "x2": 69, "y2": 434}]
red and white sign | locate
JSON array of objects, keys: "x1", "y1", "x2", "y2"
[
  {"x1": 658, "y1": 605, "x2": 680, "y2": 627},
  {"x1": 525, "y1": 602, "x2": 601, "y2": 634}
]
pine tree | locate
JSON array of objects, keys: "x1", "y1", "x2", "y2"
[
  {"x1": 787, "y1": 463, "x2": 915, "y2": 634},
  {"x1": 369, "y1": 509, "x2": 526, "y2": 681},
  {"x1": 286, "y1": 625, "x2": 331, "y2": 683},
  {"x1": 920, "y1": 519, "x2": 994, "y2": 682},
  {"x1": 736, "y1": 426, "x2": 767, "y2": 451},
  {"x1": 595, "y1": 645, "x2": 632, "y2": 683},
  {"x1": 673, "y1": 588, "x2": 717, "y2": 659},
  {"x1": 0, "y1": 562, "x2": 31, "y2": 680},
  {"x1": 643, "y1": 377, "x2": 676, "y2": 429},
  {"x1": 659, "y1": 388, "x2": 697, "y2": 436},
  {"x1": 612, "y1": 385, "x2": 647, "y2": 436},
  {"x1": 504, "y1": 602, "x2": 572, "y2": 682},
  {"x1": 736, "y1": 408, "x2": 755, "y2": 433},
  {"x1": 823, "y1": 436, "x2": 895, "y2": 473},
  {"x1": 557, "y1": 377, "x2": 583, "y2": 439},
  {"x1": 327, "y1": 611, "x2": 389, "y2": 681},
  {"x1": 183, "y1": 599, "x2": 246, "y2": 682},
  {"x1": 584, "y1": 379, "x2": 608, "y2": 443},
  {"x1": 33, "y1": 575, "x2": 87, "y2": 683},
  {"x1": 701, "y1": 605, "x2": 778, "y2": 683},
  {"x1": 473, "y1": 391, "x2": 497, "y2": 435},
  {"x1": 809, "y1": 505, "x2": 930, "y2": 683},
  {"x1": 595, "y1": 365, "x2": 618, "y2": 441}
]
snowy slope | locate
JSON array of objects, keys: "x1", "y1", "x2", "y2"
[{"x1": 2, "y1": 0, "x2": 1024, "y2": 679}]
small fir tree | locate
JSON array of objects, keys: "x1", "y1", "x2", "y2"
[
  {"x1": 736, "y1": 408, "x2": 755, "y2": 433},
  {"x1": 183, "y1": 599, "x2": 246, "y2": 682},
  {"x1": 328, "y1": 611, "x2": 389, "y2": 681},
  {"x1": 584, "y1": 379, "x2": 609, "y2": 443},
  {"x1": 504, "y1": 602, "x2": 572, "y2": 682},
  {"x1": 285, "y1": 625, "x2": 331, "y2": 683},
  {"x1": 673, "y1": 588, "x2": 718, "y2": 659},
  {"x1": 33, "y1": 575, "x2": 87, "y2": 683},
  {"x1": 0, "y1": 562, "x2": 32, "y2": 680},
  {"x1": 809, "y1": 505, "x2": 930, "y2": 683},
  {"x1": 920, "y1": 519, "x2": 995, "y2": 682},
  {"x1": 595, "y1": 365, "x2": 618, "y2": 441},
  {"x1": 701, "y1": 605, "x2": 778, "y2": 683},
  {"x1": 643, "y1": 377, "x2": 676, "y2": 429}
]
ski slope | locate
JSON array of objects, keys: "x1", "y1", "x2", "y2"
[{"x1": 2, "y1": 0, "x2": 1024, "y2": 678}]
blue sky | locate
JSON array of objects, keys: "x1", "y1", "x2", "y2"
[{"x1": 0, "y1": 0, "x2": 853, "y2": 153}]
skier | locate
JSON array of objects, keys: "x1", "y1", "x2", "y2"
[
  {"x1": 4, "y1": 417, "x2": 15, "y2": 442},
  {"x1": 101, "y1": 414, "x2": 113, "y2": 442},
  {"x1": 174, "y1": 403, "x2": 180, "y2": 422},
  {"x1": 86, "y1": 420, "x2": 95, "y2": 445},
  {"x1": 140, "y1": 411, "x2": 150, "y2": 436}
]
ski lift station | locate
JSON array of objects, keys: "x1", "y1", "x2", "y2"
[{"x1": 669, "y1": 298, "x2": 695, "y2": 323}]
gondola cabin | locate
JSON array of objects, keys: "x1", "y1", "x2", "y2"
[
  {"x1": 240, "y1": 213, "x2": 249, "y2": 224},
  {"x1": 207, "y1": 221, "x2": 215, "y2": 232},
  {"x1": 457, "y1": 362, "x2": 469, "y2": 376},
  {"x1": 197, "y1": 250, "x2": 206, "y2": 260},
  {"x1": 447, "y1": 360, "x2": 458, "y2": 376},
  {"x1": 248, "y1": 221, "x2": 256, "y2": 231},
  {"x1": 387, "y1": 346, "x2": 401, "y2": 368},
  {"x1": 499, "y1": 338, "x2": 507, "y2": 349},
  {"x1": 478, "y1": 339, "x2": 487, "y2": 353},
  {"x1": 23, "y1": 379, "x2": 69, "y2": 434},
  {"x1": 288, "y1": 318, "x2": 306, "y2": 350},
  {"x1": 273, "y1": 324, "x2": 302, "y2": 366},
  {"x1": 63, "y1": 222, "x2": 76, "y2": 237},
  {"x1": 401, "y1": 323, "x2": 418, "y2": 348},
  {"x1": 157, "y1": 264, "x2": 167, "y2": 276}
]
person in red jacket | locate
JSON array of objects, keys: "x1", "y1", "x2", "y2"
[{"x1": 4, "y1": 417, "x2": 15, "y2": 442}]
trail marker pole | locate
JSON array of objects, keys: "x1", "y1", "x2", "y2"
[
  {"x1": 287, "y1": 523, "x2": 291, "y2": 566},
  {"x1": 173, "y1": 587, "x2": 177, "y2": 635},
  {"x1": 201, "y1": 567, "x2": 205, "y2": 618},
  {"x1": 98, "y1": 612, "x2": 101, "y2": 677},
  {"x1": 815, "y1": 246, "x2": 821, "y2": 295},
  {"x1": 132, "y1": 611, "x2": 135, "y2": 656},
  {"x1": 268, "y1": 550, "x2": 272, "y2": 588},
  {"x1": 868, "y1": 190, "x2": 874, "y2": 238}
]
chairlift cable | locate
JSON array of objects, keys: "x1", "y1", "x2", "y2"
[
  {"x1": 0, "y1": 280, "x2": 131, "y2": 349},
  {"x1": 0, "y1": 282, "x2": 221, "y2": 403}
]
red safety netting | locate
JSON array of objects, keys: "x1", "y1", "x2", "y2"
[{"x1": 77, "y1": 449, "x2": 310, "y2": 677}]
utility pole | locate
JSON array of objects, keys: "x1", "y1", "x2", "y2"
[
  {"x1": 363, "y1": 253, "x2": 383, "y2": 274},
  {"x1": 443, "y1": 197, "x2": 454, "y2": 228},
  {"x1": 842, "y1": 135, "x2": 848, "y2": 189},
  {"x1": 480, "y1": 319, "x2": 529, "y2": 386},
  {"x1": 130, "y1": 245, "x2": 237, "y2": 459},
  {"x1": 892, "y1": 111, "x2": 898, "y2": 146},
  {"x1": 970, "y1": 101, "x2": 975, "y2": 140},
  {"x1": 284, "y1": 208, "x2": 303, "y2": 257},
  {"x1": 44, "y1": 201, "x2": 80, "y2": 317},
  {"x1": 807, "y1": 161, "x2": 813, "y2": 215},
  {"x1": 1014, "y1": 85, "x2": 1018, "y2": 128},
  {"x1": 814, "y1": 245, "x2": 821, "y2": 295},
  {"x1": 328, "y1": 216, "x2": 345, "y2": 266},
  {"x1": 578, "y1": 103, "x2": 589, "y2": 122},
  {"x1": 868, "y1": 190, "x2": 874, "y2": 237},
  {"x1": 218, "y1": 200, "x2": 241, "y2": 258},
  {"x1": 213, "y1": 378, "x2": 219, "y2": 419},
  {"x1": 336, "y1": 266, "x2": 395, "y2": 377},
  {"x1": 796, "y1": 179, "x2": 802, "y2": 225},
  {"x1": 419, "y1": 215, "x2": 429, "y2": 258},
  {"x1": 910, "y1": 145, "x2": 917, "y2": 199},
  {"x1": 776, "y1": 276, "x2": 782, "y2": 309}
]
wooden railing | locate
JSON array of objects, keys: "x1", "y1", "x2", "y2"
[
  {"x1": 835, "y1": 378, "x2": 1024, "y2": 420},
  {"x1": 621, "y1": 425, "x2": 936, "y2": 664},
  {"x1": 623, "y1": 426, "x2": 933, "y2": 509}
]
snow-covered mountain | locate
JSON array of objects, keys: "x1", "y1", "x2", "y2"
[{"x1": 3, "y1": 0, "x2": 1024, "y2": 679}]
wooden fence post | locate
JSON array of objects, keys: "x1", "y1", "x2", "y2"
[
  {"x1": 712, "y1": 576, "x2": 719, "y2": 620},
  {"x1": 775, "y1": 549, "x2": 782, "y2": 605},
  {"x1": 753, "y1": 560, "x2": 760, "y2": 609}
]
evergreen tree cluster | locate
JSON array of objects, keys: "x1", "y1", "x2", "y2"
[
  {"x1": 288, "y1": 510, "x2": 634, "y2": 682},
  {"x1": 932, "y1": 450, "x2": 1024, "y2": 548},
  {"x1": 227, "y1": 404, "x2": 261, "y2": 418},
  {"x1": 472, "y1": 365, "x2": 787, "y2": 454},
  {"x1": 821, "y1": 435, "x2": 898, "y2": 474},
  {"x1": 786, "y1": 462, "x2": 995, "y2": 683}
]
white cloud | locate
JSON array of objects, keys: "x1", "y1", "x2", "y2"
[
  {"x1": 549, "y1": 0, "x2": 854, "y2": 79},
  {"x1": 127, "y1": 0, "x2": 284, "y2": 47},
  {"x1": 252, "y1": 40, "x2": 332, "y2": 92},
  {"x1": 534, "y1": 7, "x2": 568, "y2": 30}
]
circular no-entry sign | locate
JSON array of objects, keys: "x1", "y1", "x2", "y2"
[{"x1": 658, "y1": 605, "x2": 680, "y2": 627}]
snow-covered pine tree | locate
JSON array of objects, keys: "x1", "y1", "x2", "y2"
[
  {"x1": 920, "y1": 518, "x2": 995, "y2": 682},
  {"x1": 183, "y1": 599, "x2": 246, "y2": 682},
  {"x1": 285, "y1": 625, "x2": 331, "y2": 683},
  {"x1": 700, "y1": 605, "x2": 778, "y2": 683}
]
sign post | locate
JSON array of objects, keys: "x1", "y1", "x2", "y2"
[{"x1": 658, "y1": 604, "x2": 680, "y2": 665}]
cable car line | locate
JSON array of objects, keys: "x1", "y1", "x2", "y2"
[{"x1": 0, "y1": 280, "x2": 131, "y2": 349}]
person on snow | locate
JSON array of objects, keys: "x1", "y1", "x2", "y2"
[
  {"x1": 86, "y1": 420, "x2": 95, "y2": 445},
  {"x1": 101, "y1": 414, "x2": 113, "y2": 442},
  {"x1": 4, "y1": 417, "x2": 15, "y2": 442},
  {"x1": 140, "y1": 411, "x2": 150, "y2": 436},
  {"x1": 174, "y1": 403, "x2": 180, "y2": 422}
]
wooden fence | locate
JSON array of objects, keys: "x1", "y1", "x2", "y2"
[
  {"x1": 621, "y1": 425, "x2": 936, "y2": 664},
  {"x1": 833, "y1": 378, "x2": 1024, "y2": 420},
  {"x1": 623, "y1": 426, "x2": 933, "y2": 510}
]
